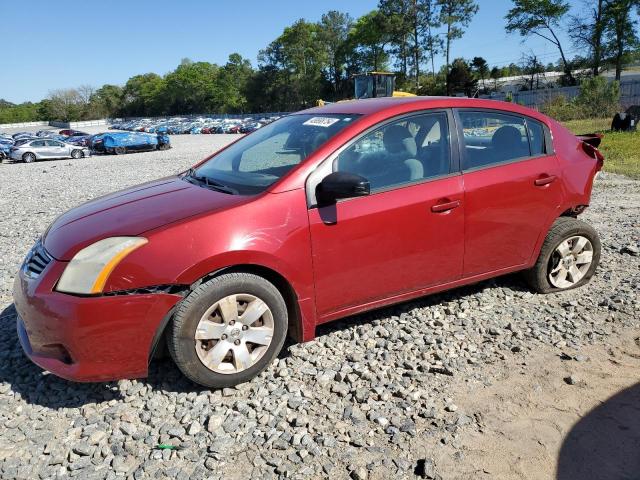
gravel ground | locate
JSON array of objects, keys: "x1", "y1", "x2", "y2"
[{"x1": 0, "y1": 127, "x2": 638, "y2": 479}]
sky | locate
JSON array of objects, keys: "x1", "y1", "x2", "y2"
[{"x1": 1, "y1": 0, "x2": 584, "y2": 103}]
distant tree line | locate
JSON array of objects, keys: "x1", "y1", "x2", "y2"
[{"x1": 1, "y1": 0, "x2": 638, "y2": 123}]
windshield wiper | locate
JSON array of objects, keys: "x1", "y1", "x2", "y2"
[{"x1": 183, "y1": 168, "x2": 238, "y2": 195}]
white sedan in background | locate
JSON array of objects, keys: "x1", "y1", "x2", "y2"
[{"x1": 9, "y1": 139, "x2": 90, "y2": 163}]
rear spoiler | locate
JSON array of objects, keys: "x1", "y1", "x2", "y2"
[
  {"x1": 577, "y1": 133, "x2": 603, "y2": 148},
  {"x1": 577, "y1": 133, "x2": 604, "y2": 169}
]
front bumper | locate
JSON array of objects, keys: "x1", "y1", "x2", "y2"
[{"x1": 13, "y1": 258, "x2": 182, "y2": 382}]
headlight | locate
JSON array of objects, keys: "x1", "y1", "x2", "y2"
[{"x1": 56, "y1": 237, "x2": 148, "y2": 295}]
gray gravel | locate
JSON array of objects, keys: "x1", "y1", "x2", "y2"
[{"x1": 0, "y1": 127, "x2": 638, "y2": 479}]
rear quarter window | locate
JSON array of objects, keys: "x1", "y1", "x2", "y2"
[{"x1": 526, "y1": 119, "x2": 546, "y2": 156}]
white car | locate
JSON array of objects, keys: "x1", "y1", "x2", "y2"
[{"x1": 9, "y1": 139, "x2": 90, "y2": 163}]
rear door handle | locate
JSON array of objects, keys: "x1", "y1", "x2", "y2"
[
  {"x1": 431, "y1": 200, "x2": 461, "y2": 213},
  {"x1": 534, "y1": 175, "x2": 557, "y2": 186}
]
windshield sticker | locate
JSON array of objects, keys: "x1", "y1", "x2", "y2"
[{"x1": 303, "y1": 117, "x2": 341, "y2": 127}]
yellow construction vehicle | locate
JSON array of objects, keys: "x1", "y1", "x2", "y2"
[{"x1": 317, "y1": 72, "x2": 415, "y2": 106}]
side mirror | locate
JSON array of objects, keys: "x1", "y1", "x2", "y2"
[{"x1": 316, "y1": 171, "x2": 370, "y2": 204}]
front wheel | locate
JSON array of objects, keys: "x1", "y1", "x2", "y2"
[
  {"x1": 524, "y1": 217, "x2": 601, "y2": 293},
  {"x1": 23, "y1": 152, "x2": 36, "y2": 163},
  {"x1": 167, "y1": 273, "x2": 288, "y2": 388},
  {"x1": 71, "y1": 149, "x2": 82, "y2": 159},
  {"x1": 114, "y1": 146, "x2": 126, "y2": 155}
]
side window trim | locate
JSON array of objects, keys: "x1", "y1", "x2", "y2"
[
  {"x1": 305, "y1": 109, "x2": 457, "y2": 208},
  {"x1": 454, "y1": 107, "x2": 553, "y2": 172}
]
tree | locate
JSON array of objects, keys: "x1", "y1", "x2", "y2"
[
  {"x1": 46, "y1": 89, "x2": 84, "y2": 121},
  {"x1": 569, "y1": 0, "x2": 606, "y2": 76},
  {"x1": 347, "y1": 11, "x2": 392, "y2": 72},
  {"x1": 421, "y1": 0, "x2": 443, "y2": 77},
  {"x1": 520, "y1": 52, "x2": 545, "y2": 90},
  {"x1": 164, "y1": 61, "x2": 221, "y2": 114},
  {"x1": 378, "y1": 0, "x2": 412, "y2": 79},
  {"x1": 91, "y1": 84, "x2": 124, "y2": 118},
  {"x1": 448, "y1": 58, "x2": 477, "y2": 96},
  {"x1": 437, "y1": 0, "x2": 479, "y2": 94},
  {"x1": 505, "y1": 0, "x2": 574, "y2": 85},
  {"x1": 470, "y1": 56, "x2": 489, "y2": 89},
  {"x1": 259, "y1": 19, "x2": 327, "y2": 109},
  {"x1": 603, "y1": 0, "x2": 640, "y2": 80},
  {"x1": 216, "y1": 54, "x2": 253, "y2": 113},
  {"x1": 317, "y1": 11, "x2": 353, "y2": 99},
  {"x1": 122, "y1": 73, "x2": 166, "y2": 116},
  {"x1": 378, "y1": 0, "x2": 442, "y2": 90},
  {"x1": 490, "y1": 66, "x2": 501, "y2": 91}
]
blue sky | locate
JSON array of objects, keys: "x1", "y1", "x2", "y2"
[{"x1": 2, "y1": 0, "x2": 583, "y2": 103}]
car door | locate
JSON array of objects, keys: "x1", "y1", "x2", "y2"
[
  {"x1": 29, "y1": 140, "x2": 47, "y2": 158},
  {"x1": 46, "y1": 140, "x2": 68, "y2": 158},
  {"x1": 307, "y1": 111, "x2": 464, "y2": 318},
  {"x1": 455, "y1": 109, "x2": 562, "y2": 277}
]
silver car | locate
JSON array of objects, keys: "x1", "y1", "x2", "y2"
[{"x1": 9, "y1": 139, "x2": 90, "y2": 163}]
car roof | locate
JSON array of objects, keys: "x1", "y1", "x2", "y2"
[{"x1": 299, "y1": 96, "x2": 549, "y2": 122}]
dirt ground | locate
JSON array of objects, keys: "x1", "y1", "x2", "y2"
[{"x1": 419, "y1": 326, "x2": 640, "y2": 480}]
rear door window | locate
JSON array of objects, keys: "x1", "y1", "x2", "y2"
[{"x1": 458, "y1": 111, "x2": 532, "y2": 170}]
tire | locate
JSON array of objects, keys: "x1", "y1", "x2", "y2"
[
  {"x1": 524, "y1": 217, "x2": 601, "y2": 294},
  {"x1": 22, "y1": 152, "x2": 36, "y2": 163},
  {"x1": 71, "y1": 149, "x2": 82, "y2": 159},
  {"x1": 114, "y1": 146, "x2": 126, "y2": 155},
  {"x1": 167, "y1": 273, "x2": 288, "y2": 388}
]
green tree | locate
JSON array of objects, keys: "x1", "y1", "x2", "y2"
[
  {"x1": 46, "y1": 89, "x2": 84, "y2": 121},
  {"x1": 379, "y1": 0, "x2": 442, "y2": 90},
  {"x1": 216, "y1": 53, "x2": 253, "y2": 113},
  {"x1": 163, "y1": 61, "x2": 220, "y2": 114},
  {"x1": 90, "y1": 84, "x2": 124, "y2": 118},
  {"x1": 317, "y1": 11, "x2": 353, "y2": 99},
  {"x1": 438, "y1": 0, "x2": 479, "y2": 94},
  {"x1": 122, "y1": 73, "x2": 166, "y2": 116},
  {"x1": 603, "y1": 0, "x2": 640, "y2": 80},
  {"x1": 490, "y1": 66, "x2": 501, "y2": 91},
  {"x1": 448, "y1": 57, "x2": 477, "y2": 96},
  {"x1": 470, "y1": 56, "x2": 489, "y2": 89},
  {"x1": 347, "y1": 11, "x2": 392, "y2": 72},
  {"x1": 259, "y1": 19, "x2": 327, "y2": 109},
  {"x1": 505, "y1": 0, "x2": 574, "y2": 84},
  {"x1": 569, "y1": 0, "x2": 607, "y2": 76}
]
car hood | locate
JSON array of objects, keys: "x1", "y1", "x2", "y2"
[{"x1": 44, "y1": 177, "x2": 248, "y2": 260}]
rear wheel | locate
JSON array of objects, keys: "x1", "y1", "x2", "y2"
[
  {"x1": 71, "y1": 149, "x2": 82, "y2": 159},
  {"x1": 114, "y1": 146, "x2": 126, "y2": 155},
  {"x1": 524, "y1": 217, "x2": 601, "y2": 293},
  {"x1": 22, "y1": 152, "x2": 36, "y2": 163},
  {"x1": 167, "y1": 273, "x2": 287, "y2": 388}
]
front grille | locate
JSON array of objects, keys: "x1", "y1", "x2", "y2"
[{"x1": 23, "y1": 241, "x2": 53, "y2": 278}]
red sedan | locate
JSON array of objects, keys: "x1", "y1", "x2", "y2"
[{"x1": 14, "y1": 97, "x2": 604, "y2": 388}]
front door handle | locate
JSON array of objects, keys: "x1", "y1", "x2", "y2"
[
  {"x1": 534, "y1": 175, "x2": 557, "y2": 186},
  {"x1": 431, "y1": 200, "x2": 461, "y2": 213}
]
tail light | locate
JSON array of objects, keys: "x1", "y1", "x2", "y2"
[
  {"x1": 577, "y1": 134, "x2": 604, "y2": 171},
  {"x1": 581, "y1": 141, "x2": 604, "y2": 171}
]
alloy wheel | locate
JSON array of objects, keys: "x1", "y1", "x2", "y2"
[
  {"x1": 194, "y1": 293, "x2": 274, "y2": 374},
  {"x1": 548, "y1": 235, "x2": 593, "y2": 289}
]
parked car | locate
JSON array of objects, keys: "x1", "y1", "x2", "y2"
[
  {"x1": 58, "y1": 129, "x2": 88, "y2": 137},
  {"x1": 9, "y1": 139, "x2": 90, "y2": 162},
  {"x1": 89, "y1": 132, "x2": 170, "y2": 154},
  {"x1": 13, "y1": 97, "x2": 604, "y2": 388},
  {"x1": 66, "y1": 135, "x2": 91, "y2": 147}
]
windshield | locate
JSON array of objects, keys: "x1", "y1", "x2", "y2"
[{"x1": 188, "y1": 113, "x2": 360, "y2": 195}]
